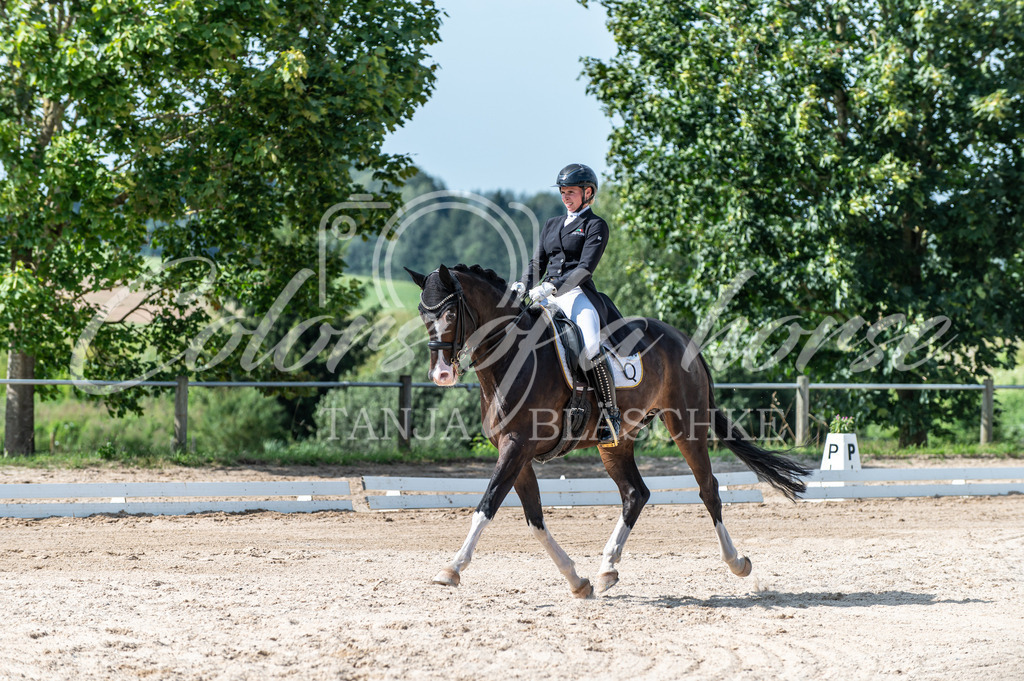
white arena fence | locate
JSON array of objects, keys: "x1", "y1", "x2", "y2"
[
  {"x1": 2, "y1": 468, "x2": 1021, "y2": 518},
  {"x1": 0, "y1": 481, "x2": 353, "y2": 519},
  {"x1": 362, "y1": 472, "x2": 765, "y2": 510}
]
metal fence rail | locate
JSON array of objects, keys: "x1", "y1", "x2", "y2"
[{"x1": 2, "y1": 376, "x2": 1022, "y2": 450}]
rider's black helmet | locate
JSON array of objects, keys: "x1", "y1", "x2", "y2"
[{"x1": 555, "y1": 163, "x2": 598, "y2": 201}]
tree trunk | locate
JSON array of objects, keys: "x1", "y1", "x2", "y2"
[
  {"x1": 896, "y1": 388, "x2": 928, "y2": 448},
  {"x1": 4, "y1": 350, "x2": 36, "y2": 456}
]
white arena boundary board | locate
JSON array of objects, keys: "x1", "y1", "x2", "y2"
[
  {"x1": 801, "y1": 467, "x2": 1024, "y2": 500},
  {"x1": 3, "y1": 468, "x2": 1021, "y2": 518},
  {"x1": 365, "y1": 467, "x2": 1024, "y2": 510},
  {"x1": 362, "y1": 472, "x2": 764, "y2": 511},
  {"x1": 0, "y1": 481, "x2": 353, "y2": 519}
]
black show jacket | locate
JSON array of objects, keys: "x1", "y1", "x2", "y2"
[{"x1": 520, "y1": 208, "x2": 634, "y2": 350}]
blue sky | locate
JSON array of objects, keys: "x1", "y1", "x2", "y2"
[{"x1": 382, "y1": 0, "x2": 617, "y2": 195}]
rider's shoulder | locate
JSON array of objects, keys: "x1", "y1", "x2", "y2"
[{"x1": 584, "y1": 211, "x2": 609, "y2": 230}]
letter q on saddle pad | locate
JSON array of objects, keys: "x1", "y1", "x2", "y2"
[{"x1": 362, "y1": 474, "x2": 763, "y2": 511}]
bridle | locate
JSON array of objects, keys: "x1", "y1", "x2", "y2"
[
  {"x1": 418, "y1": 271, "x2": 530, "y2": 377},
  {"x1": 419, "y1": 272, "x2": 478, "y2": 375}
]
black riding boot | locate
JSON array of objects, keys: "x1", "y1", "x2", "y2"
[{"x1": 588, "y1": 353, "x2": 620, "y2": 446}]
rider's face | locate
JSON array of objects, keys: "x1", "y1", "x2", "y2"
[{"x1": 560, "y1": 186, "x2": 588, "y2": 213}]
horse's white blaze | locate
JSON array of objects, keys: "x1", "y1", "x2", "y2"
[
  {"x1": 529, "y1": 521, "x2": 589, "y2": 591},
  {"x1": 448, "y1": 511, "x2": 489, "y2": 575},
  {"x1": 598, "y1": 515, "x2": 632, "y2": 574},
  {"x1": 429, "y1": 318, "x2": 459, "y2": 386},
  {"x1": 715, "y1": 520, "x2": 746, "y2": 572},
  {"x1": 429, "y1": 340, "x2": 457, "y2": 385}
]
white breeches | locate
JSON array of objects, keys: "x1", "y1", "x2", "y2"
[{"x1": 547, "y1": 286, "x2": 602, "y2": 359}]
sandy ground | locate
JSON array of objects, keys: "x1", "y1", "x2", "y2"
[{"x1": 1, "y1": 457, "x2": 1022, "y2": 680}]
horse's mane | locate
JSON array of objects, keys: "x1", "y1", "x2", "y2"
[
  {"x1": 450, "y1": 263, "x2": 508, "y2": 292},
  {"x1": 418, "y1": 263, "x2": 510, "y2": 312}
]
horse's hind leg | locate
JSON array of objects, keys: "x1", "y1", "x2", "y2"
[
  {"x1": 661, "y1": 409, "x2": 752, "y2": 578},
  {"x1": 595, "y1": 440, "x2": 650, "y2": 593},
  {"x1": 515, "y1": 463, "x2": 593, "y2": 598}
]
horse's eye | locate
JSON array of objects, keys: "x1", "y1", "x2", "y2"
[{"x1": 445, "y1": 310, "x2": 456, "y2": 323}]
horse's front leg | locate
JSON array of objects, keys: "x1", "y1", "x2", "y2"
[
  {"x1": 595, "y1": 441, "x2": 651, "y2": 593},
  {"x1": 432, "y1": 438, "x2": 531, "y2": 588},
  {"x1": 514, "y1": 463, "x2": 593, "y2": 598}
]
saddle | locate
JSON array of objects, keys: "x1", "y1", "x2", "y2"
[
  {"x1": 539, "y1": 308, "x2": 644, "y2": 390},
  {"x1": 534, "y1": 308, "x2": 592, "y2": 463},
  {"x1": 549, "y1": 308, "x2": 589, "y2": 389}
]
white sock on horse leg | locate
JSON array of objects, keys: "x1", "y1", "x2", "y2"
[
  {"x1": 451, "y1": 511, "x2": 490, "y2": 573},
  {"x1": 714, "y1": 520, "x2": 748, "y2": 573},
  {"x1": 599, "y1": 515, "x2": 632, "y2": 575},
  {"x1": 529, "y1": 521, "x2": 588, "y2": 591}
]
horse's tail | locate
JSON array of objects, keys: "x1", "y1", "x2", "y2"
[{"x1": 698, "y1": 355, "x2": 811, "y2": 501}]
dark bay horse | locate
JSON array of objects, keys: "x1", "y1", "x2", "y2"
[{"x1": 407, "y1": 264, "x2": 809, "y2": 598}]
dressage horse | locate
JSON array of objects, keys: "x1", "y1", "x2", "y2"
[{"x1": 407, "y1": 264, "x2": 809, "y2": 598}]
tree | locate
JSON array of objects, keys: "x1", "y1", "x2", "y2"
[
  {"x1": 583, "y1": 0, "x2": 1024, "y2": 445},
  {"x1": 0, "y1": 0, "x2": 441, "y2": 454},
  {"x1": 344, "y1": 168, "x2": 564, "y2": 279},
  {"x1": 590, "y1": 183, "x2": 676, "y2": 320}
]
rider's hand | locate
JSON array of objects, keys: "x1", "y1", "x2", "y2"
[
  {"x1": 510, "y1": 281, "x2": 526, "y2": 297},
  {"x1": 528, "y1": 282, "x2": 556, "y2": 303}
]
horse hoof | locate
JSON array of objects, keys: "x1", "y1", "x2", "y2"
[
  {"x1": 432, "y1": 567, "x2": 460, "y2": 587},
  {"x1": 731, "y1": 556, "x2": 753, "y2": 578},
  {"x1": 595, "y1": 570, "x2": 619, "y2": 594},
  {"x1": 572, "y1": 579, "x2": 594, "y2": 599}
]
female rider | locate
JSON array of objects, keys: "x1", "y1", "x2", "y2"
[{"x1": 510, "y1": 163, "x2": 625, "y2": 445}]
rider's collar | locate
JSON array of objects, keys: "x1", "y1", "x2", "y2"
[{"x1": 565, "y1": 206, "x2": 591, "y2": 223}]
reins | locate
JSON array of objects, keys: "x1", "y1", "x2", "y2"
[{"x1": 464, "y1": 304, "x2": 532, "y2": 370}]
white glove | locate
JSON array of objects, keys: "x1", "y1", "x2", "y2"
[
  {"x1": 510, "y1": 281, "x2": 526, "y2": 296},
  {"x1": 528, "y1": 282, "x2": 556, "y2": 303}
]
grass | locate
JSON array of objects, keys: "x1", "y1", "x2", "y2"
[
  {"x1": 0, "y1": 441, "x2": 490, "y2": 470},
  {"x1": 2, "y1": 435, "x2": 1019, "y2": 471},
  {"x1": 348, "y1": 274, "x2": 422, "y2": 315}
]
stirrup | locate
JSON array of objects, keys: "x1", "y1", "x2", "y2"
[{"x1": 599, "y1": 408, "x2": 621, "y2": 446}]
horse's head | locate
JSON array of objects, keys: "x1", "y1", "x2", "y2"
[{"x1": 407, "y1": 264, "x2": 474, "y2": 386}]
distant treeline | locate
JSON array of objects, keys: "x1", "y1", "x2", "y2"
[{"x1": 343, "y1": 170, "x2": 563, "y2": 280}]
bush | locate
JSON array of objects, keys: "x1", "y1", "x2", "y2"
[
  {"x1": 25, "y1": 387, "x2": 288, "y2": 456},
  {"x1": 189, "y1": 388, "x2": 289, "y2": 452},
  {"x1": 314, "y1": 383, "x2": 482, "y2": 452}
]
